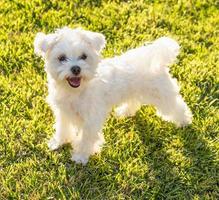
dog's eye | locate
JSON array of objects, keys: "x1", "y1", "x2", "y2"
[
  {"x1": 58, "y1": 55, "x2": 67, "y2": 62},
  {"x1": 79, "y1": 53, "x2": 87, "y2": 60}
]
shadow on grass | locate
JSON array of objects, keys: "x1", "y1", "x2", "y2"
[{"x1": 132, "y1": 110, "x2": 218, "y2": 199}]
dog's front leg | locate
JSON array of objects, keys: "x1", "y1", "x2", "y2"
[
  {"x1": 71, "y1": 118, "x2": 105, "y2": 165},
  {"x1": 48, "y1": 110, "x2": 75, "y2": 151}
]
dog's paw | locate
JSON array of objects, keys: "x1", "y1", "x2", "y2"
[
  {"x1": 178, "y1": 109, "x2": 193, "y2": 127},
  {"x1": 92, "y1": 134, "x2": 105, "y2": 154},
  {"x1": 48, "y1": 137, "x2": 61, "y2": 151},
  {"x1": 176, "y1": 109, "x2": 192, "y2": 127},
  {"x1": 71, "y1": 153, "x2": 89, "y2": 165},
  {"x1": 92, "y1": 142, "x2": 102, "y2": 155}
]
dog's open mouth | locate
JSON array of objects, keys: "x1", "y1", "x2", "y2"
[{"x1": 66, "y1": 77, "x2": 81, "y2": 88}]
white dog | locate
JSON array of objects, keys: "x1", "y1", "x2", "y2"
[{"x1": 34, "y1": 27, "x2": 192, "y2": 164}]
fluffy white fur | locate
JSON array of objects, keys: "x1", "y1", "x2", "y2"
[{"x1": 34, "y1": 27, "x2": 192, "y2": 164}]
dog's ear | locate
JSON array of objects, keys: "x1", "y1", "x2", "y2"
[
  {"x1": 77, "y1": 29, "x2": 106, "y2": 52},
  {"x1": 34, "y1": 32, "x2": 57, "y2": 58}
]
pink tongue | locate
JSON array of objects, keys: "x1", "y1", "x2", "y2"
[{"x1": 67, "y1": 77, "x2": 81, "y2": 88}]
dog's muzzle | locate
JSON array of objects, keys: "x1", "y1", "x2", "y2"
[{"x1": 67, "y1": 66, "x2": 82, "y2": 88}]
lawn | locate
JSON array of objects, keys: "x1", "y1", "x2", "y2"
[{"x1": 0, "y1": 0, "x2": 218, "y2": 199}]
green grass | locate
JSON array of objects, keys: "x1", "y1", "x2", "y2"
[{"x1": 0, "y1": 0, "x2": 219, "y2": 199}]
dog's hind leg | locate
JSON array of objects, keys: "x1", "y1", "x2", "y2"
[
  {"x1": 143, "y1": 75, "x2": 192, "y2": 127},
  {"x1": 155, "y1": 93, "x2": 193, "y2": 127}
]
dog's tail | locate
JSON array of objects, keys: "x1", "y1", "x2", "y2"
[{"x1": 151, "y1": 37, "x2": 180, "y2": 68}]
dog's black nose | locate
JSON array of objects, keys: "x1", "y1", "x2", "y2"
[{"x1": 71, "y1": 66, "x2": 81, "y2": 76}]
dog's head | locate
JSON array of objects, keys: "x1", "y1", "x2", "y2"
[{"x1": 34, "y1": 27, "x2": 105, "y2": 88}]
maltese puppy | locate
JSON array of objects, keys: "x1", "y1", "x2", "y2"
[{"x1": 34, "y1": 27, "x2": 192, "y2": 164}]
